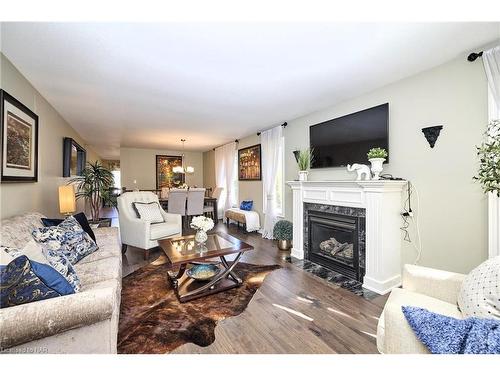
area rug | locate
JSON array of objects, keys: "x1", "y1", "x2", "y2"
[{"x1": 117, "y1": 255, "x2": 281, "y2": 354}]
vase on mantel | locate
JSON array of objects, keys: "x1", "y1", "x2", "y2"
[
  {"x1": 298, "y1": 170, "x2": 308, "y2": 181},
  {"x1": 369, "y1": 158, "x2": 385, "y2": 180}
]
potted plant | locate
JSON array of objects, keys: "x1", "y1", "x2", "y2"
[
  {"x1": 296, "y1": 148, "x2": 314, "y2": 181},
  {"x1": 474, "y1": 120, "x2": 500, "y2": 196},
  {"x1": 273, "y1": 220, "x2": 293, "y2": 251},
  {"x1": 367, "y1": 147, "x2": 388, "y2": 180},
  {"x1": 69, "y1": 161, "x2": 114, "y2": 225}
]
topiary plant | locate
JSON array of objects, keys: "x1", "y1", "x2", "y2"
[
  {"x1": 474, "y1": 120, "x2": 500, "y2": 197},
  {"x1": 367, "y1": 147, "x2": 388, "y2": 159},
  {"x1": 273, "y1": 220, "x2": 293, "y2": 241}
]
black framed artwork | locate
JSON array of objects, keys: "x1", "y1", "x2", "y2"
[
  {"x1": 238, "y1": 144, "x2": 261, "y2": 181},
  {"x1": 63, "y1": 137, "x2": 87, "y2": 177},
  {"x1": 0, "y1": 90, "x2": 39, "y2": 182},
  {"x1": 156, "y1": 155, "x2": 185, "y2": 189}
]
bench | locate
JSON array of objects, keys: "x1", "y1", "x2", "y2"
[{"x1": 224, "y1": 208, "x2": 260, "y2": 232}]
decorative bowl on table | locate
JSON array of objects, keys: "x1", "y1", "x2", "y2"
[{"x1": 187, "y1": 264, "x2": 220, "y2": 281}]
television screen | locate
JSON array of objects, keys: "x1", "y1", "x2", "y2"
[{"x1": 310, "y1": 103, "x2": 389, "y2": 168}]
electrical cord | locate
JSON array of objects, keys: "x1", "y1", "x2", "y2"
[{"x1": 400, "y1": 181, "x2": 423, "y2": 264}]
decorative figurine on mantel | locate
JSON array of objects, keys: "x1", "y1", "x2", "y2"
[{"x1": 347, "y1": 163, "x2": 371, "y2": 181}]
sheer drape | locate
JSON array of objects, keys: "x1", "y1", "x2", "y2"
[
  {"x1": 483, "y1": 45, "x2": 500, "y2": 258},
  {"x1": 261, "y1": 126, "x2": 283, "y2": 239},
  {"x1": 214, "y1": 142, "x2": 237, "y2": 218}
]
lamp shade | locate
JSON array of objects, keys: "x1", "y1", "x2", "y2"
[{"x1": 59, "y1": 185, "x2": 76, "y2": 215}]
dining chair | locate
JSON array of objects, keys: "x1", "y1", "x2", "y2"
[
  {"x1": 203, "y1": 186, "x2": 223, "y2": 220},
  {"x1": 160, "y1": 187, "x2": 170, "y2": 199},
  {"x1": 168, "y1": 188, "x2": 188, "y2": 215},
  {"x1": 186, "y1": 188, "x2": 206, "y2": 224}
]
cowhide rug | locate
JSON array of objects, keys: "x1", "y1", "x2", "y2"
[{"x1": 117, "y1": 255, "x2": 280, "y2": 354}]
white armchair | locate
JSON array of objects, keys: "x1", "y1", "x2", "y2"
[
  {"x1": 117, "y1": 191, "x2": 182, "y2": 259},
  {"x1": 377, "y1": 264, "x2": 466, "y2": 354}
]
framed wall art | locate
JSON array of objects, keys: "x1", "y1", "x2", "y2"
[
  {"x1": 63, "y1": 137, "x2": 87, "y2": 177},
  {"x1": 238, "y1": 144, "x2": 261, "y2": 181},
  {"x1": 156, "y1": 155, "x2": 185, "y2": 189},
  {"x1": 1, "y1": 90, "x2": 39, "y2": 182}
]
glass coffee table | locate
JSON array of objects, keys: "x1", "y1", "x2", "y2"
[{"x1": 158, "y1": 232, "x2": 254, "y2": 303}]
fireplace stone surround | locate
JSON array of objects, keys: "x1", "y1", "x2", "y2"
[{"x1": 287, "y1": 180, "x2": 407, "y2": 294}]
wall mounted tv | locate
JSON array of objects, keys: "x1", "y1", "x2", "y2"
[{"x1": 310, "y1": 103, "x2": 389, "y2": 168}]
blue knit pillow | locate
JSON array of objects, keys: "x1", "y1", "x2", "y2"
[
  {"x1": 402, "y1": 306, "x2": 500, "y2": 354},
  {"x1": 240, "y1": 201, "x2": 253, "y2": 211},
  {"x1": 0, "y1": 255, "x2": 74, "y2": 308}
]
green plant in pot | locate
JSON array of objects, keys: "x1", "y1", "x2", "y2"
[
  {"x1": 474, "y1": 120, "x2": 500, "y2": 197},
  {"x1": 273, "y1": 220, "x2": 293, "y2": 251},
  {"x1": 296, "y1": 148, "x2": 314, "y2": 181},
  {"x1": 367, "y1": 147, "x2": 388, "y2": 180},
  {"x1": 69, "y1": 160, "x2": 115, "y2": 225}
]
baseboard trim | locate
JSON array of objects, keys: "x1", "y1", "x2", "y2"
[{"x1": 363, "y1": 274, "x2": 401, "y2": 295}]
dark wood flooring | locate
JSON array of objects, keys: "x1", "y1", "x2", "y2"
[{"x1": 105, "y1": 207, "x2": 387, "y2": 354}]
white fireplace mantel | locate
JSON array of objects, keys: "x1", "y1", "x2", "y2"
[{"x1": 287, "y1": 180, "x2": 407, "y2": 295}]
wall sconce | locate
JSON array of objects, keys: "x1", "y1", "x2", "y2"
[
  {"x1": 422, "y1": 126, "x2": 443, "y2": 148},
  {"x1": 293, "y1": 150, "x2": 300, "y2": 162}
]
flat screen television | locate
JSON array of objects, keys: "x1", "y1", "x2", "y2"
[{"x1": 310, "y1": 103, "x2": 389, "y2": 168}]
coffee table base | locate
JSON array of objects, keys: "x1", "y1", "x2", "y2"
[{"x1": 167, "y1": 253, "x2": 244, "y2": 303}]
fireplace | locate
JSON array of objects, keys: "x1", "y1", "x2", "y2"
[{"x1": 304, "y1": 203, "x2": 366, "y2": 282}]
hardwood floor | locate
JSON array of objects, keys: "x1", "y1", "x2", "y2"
[{"x1": 112, "y1": 208, "x2": 388, "y2": 354}]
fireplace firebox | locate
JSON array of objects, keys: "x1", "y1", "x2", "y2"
[{"x1": 304, "y1": 204, "x2": 366, "y2": 282}]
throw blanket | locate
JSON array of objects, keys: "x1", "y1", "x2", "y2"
[
  {"x1": 402, "y1": 306, "x2": 500, "y2": 354},
  {"x1": 229, "y1": 208, "x2": 260, "y2": 232}
]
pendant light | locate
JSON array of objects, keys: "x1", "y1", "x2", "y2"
[{"x1": 173, "y1": 139, "x2": 194, "y2": 174}]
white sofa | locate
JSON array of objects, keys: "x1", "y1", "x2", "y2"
[
  {"x1": 117, "y1": 191, "x2": 182, "y2": 259},
  {"x1": 377, "y1": 264, "x2": 466, "y2": 354},
  {"x1": 0, "y1": 213, "x2": 122, "y2": 354}
]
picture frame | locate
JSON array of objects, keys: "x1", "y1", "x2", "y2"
[
  {"x1": 156, "y1": 155, "x2": 185, "y2": 189},
  {"x1": 238, "y1": 144, "x2": 261, "y2": 181},
  {"x1": 63, "y1": 137, "x2": 87, "y2": 177},
  {"x1": 0, "y1": 90, "x2": 39, "y2": 183}
]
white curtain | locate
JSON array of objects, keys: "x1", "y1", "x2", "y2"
[
  {"x1": 483, "y1": 45, "x2": 500, "y2": 258},
  {"x1": 214, "y1": 142, "x2": 237, "y2": 218},
  {"x1": 261, "y1": 126, "x2": 283, "y2": 239}
]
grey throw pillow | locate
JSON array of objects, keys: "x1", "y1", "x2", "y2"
[{"x1": 457, "y1": 256, "x2": 500, "y2": 319}]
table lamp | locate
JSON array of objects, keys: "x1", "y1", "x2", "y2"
[{"x1": 59, "y1": 185, "x2": 76, "y2": 216}]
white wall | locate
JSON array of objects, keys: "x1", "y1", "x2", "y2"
[
  {"x1": 120, "y1": 147, "x2": 204, "y2": 189},
  {"x1": 0, "y1": 54, "x2": 101, "y2": 219},
  {"x1": 285, "y1": 55, "x2": 489, "y2": 274}
]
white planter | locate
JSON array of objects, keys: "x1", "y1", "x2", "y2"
[
  {"x1": 369, "y1": 158, "x2": 385, "y2": 180},
  {"x1": 298, "y1": 171, "x2": 309, "y2": 181}
]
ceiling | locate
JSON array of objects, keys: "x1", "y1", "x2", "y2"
[{"x1": 1, "y1": 22, "x2": 499, "y2": 158}]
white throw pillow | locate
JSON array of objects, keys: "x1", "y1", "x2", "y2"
[
  {"x1": 133, "y1": 202, "x2": 165, "y2": 223},
  {"x1": 457, "y1": 256, "x2": 500, "y2": 319}
]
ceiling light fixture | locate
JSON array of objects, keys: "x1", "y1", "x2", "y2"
[{"x1": 173, "y1": 139, "x2": 194, "y2": 174}]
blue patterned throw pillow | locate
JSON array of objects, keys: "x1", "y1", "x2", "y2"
[
  {"x1": 32, "y1": 215, "x2": 98, "y2": 264},
  {"x1": 0, "y1": 255, "x2": 74, "y2": 308},
  {"x1": 240, "y1": 201, "x2": 253, "y2": 211}
]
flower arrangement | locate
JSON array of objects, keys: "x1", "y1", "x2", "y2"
[
  {"x1": 273, "y1": 220, "x2": 293, "y2": 241},
  {"x1": 474, "y1": 120, "x2": 500, "y2": 197},
  {"x1": 190, "y1": 216, "x2": 215, "y2": 232},
  {"x1": 367, "y1": 147, "x2": 388, "y2": 160}
]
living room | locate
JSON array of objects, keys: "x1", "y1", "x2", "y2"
[{"x1": 1, "y1": 1, "x2": 499, "y2": 372}]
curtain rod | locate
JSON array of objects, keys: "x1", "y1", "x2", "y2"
[
  {"x1": 212, "y1": 139, "x2": 239, "y2": 151},
  {"x1": 257, "y1": 122, "x2": 287, "y2": 136},
  {"x1": 467, "y1": 51, "x2": 483, "y2": 62}
]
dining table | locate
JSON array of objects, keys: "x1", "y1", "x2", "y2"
[{"x1": 159, "y1": 196, "x2": 218, "y2": 223}]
